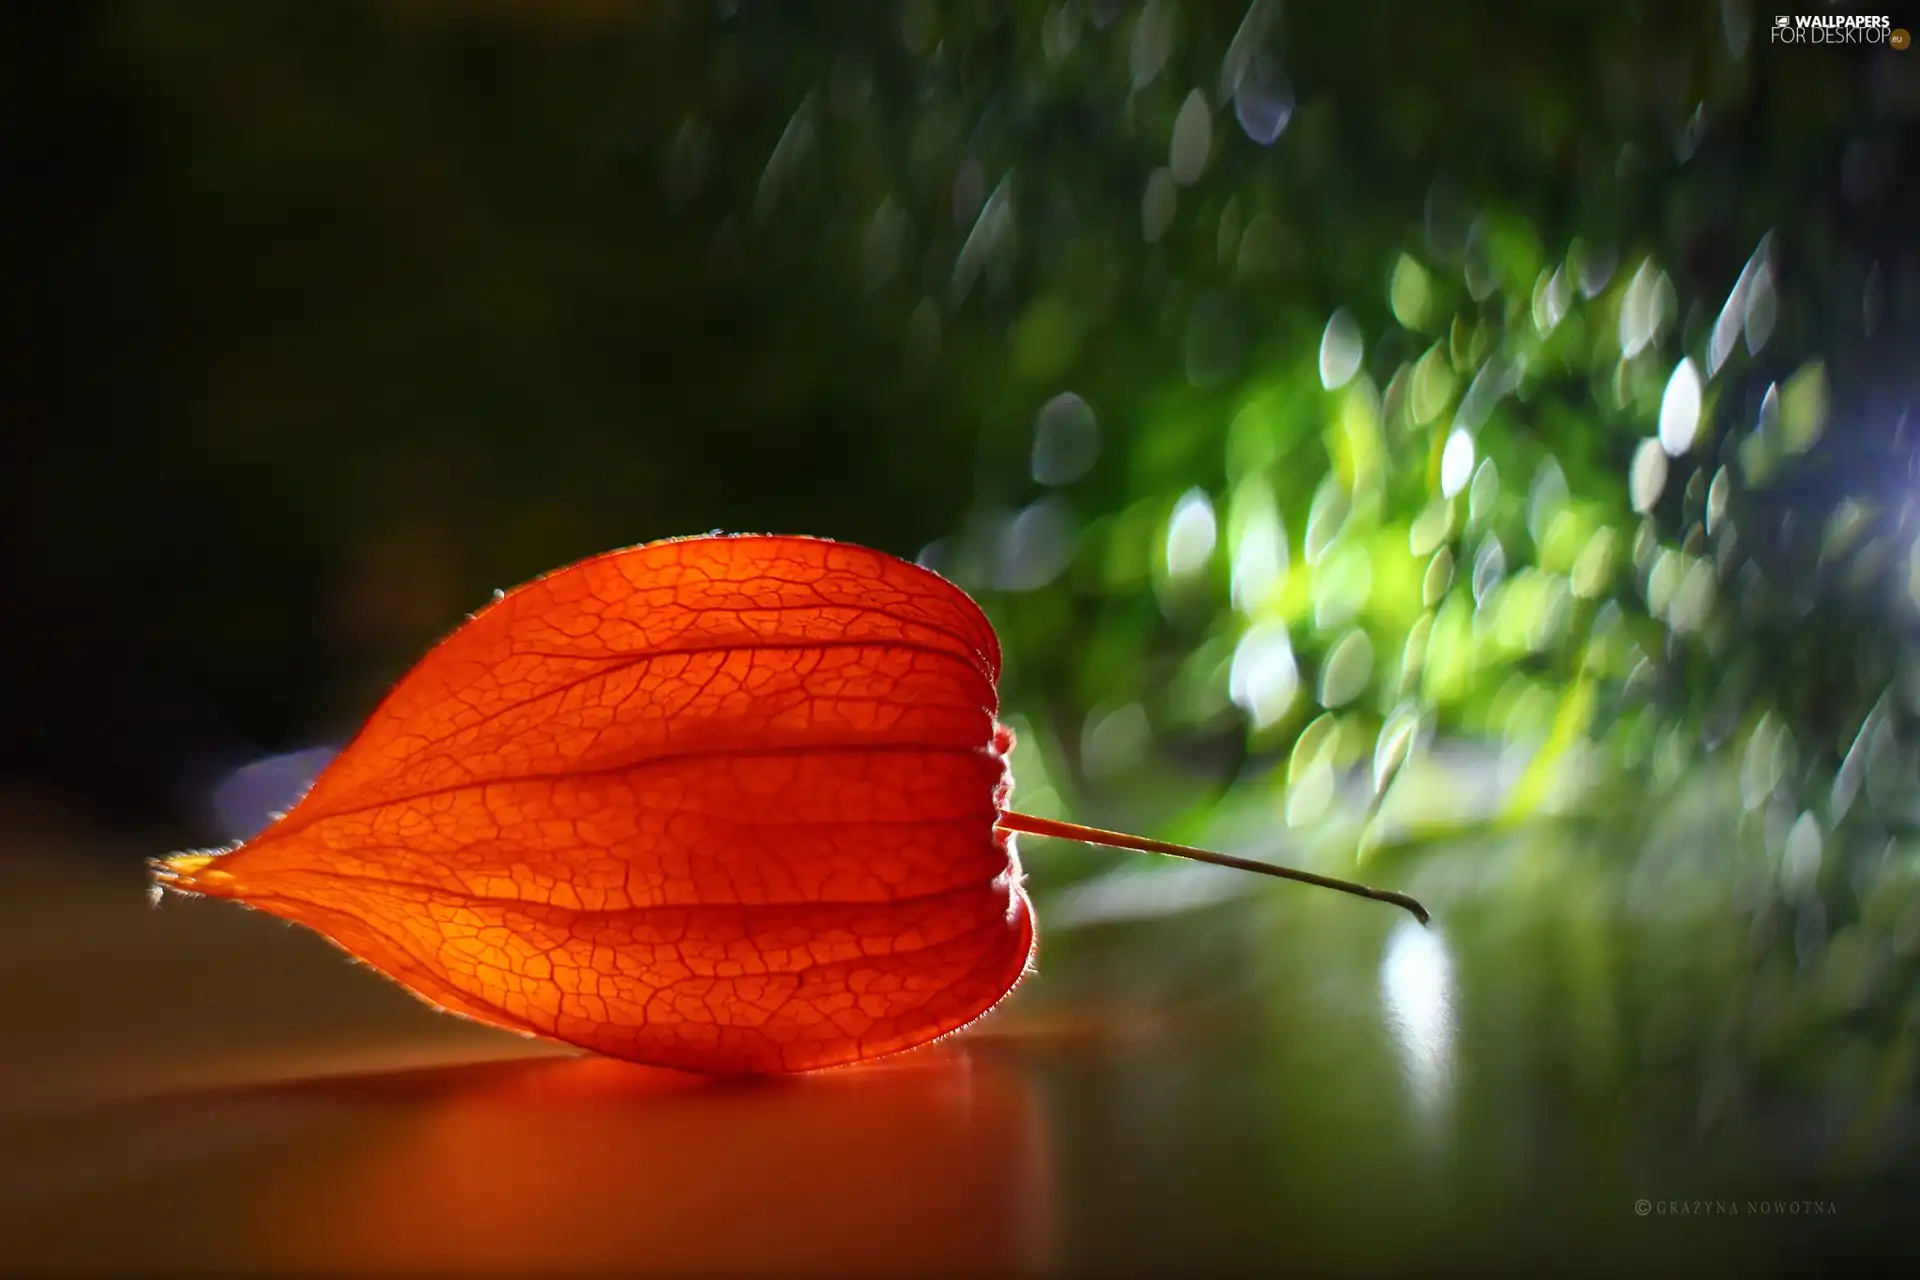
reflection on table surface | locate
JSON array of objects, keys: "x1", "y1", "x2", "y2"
[
  {"x1": 6, "y1": 1054, "x2": 1051, "y2": 1274},
  {"x1": 1, "y1": 798, "x2": 1910, "y2": 1274}
]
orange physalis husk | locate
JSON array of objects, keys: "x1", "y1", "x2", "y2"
[{"x1": 155, "y1": 534, "x2": 1424, "y2": 1075}]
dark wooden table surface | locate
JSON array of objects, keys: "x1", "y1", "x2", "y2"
[{"x1": 2, "y1": 793, "x2": 1908, "y2": 1275}]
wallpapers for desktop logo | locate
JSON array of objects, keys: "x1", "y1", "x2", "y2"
[{"x1": 1770, "y1": 13, "x2": 1908, "y2": 46}]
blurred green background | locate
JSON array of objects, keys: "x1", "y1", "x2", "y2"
[{"x1": 5, "y1": 1, "x2": 1920, "y2": 1272}]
